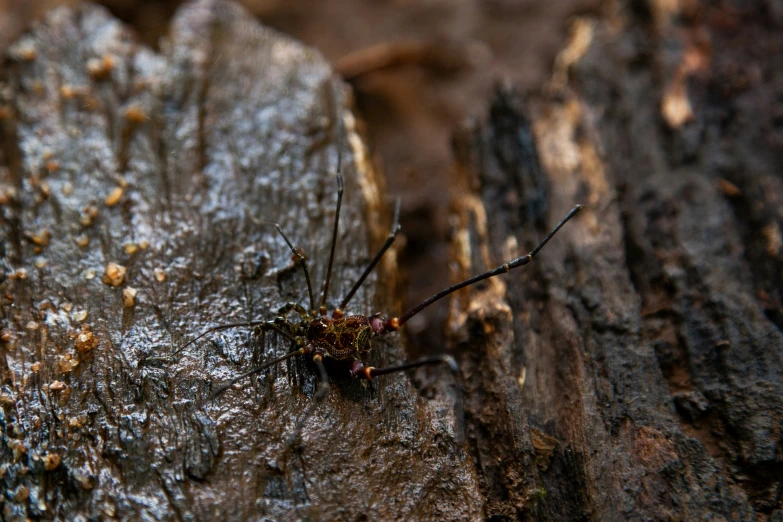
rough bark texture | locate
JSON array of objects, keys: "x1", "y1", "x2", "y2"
[
  {"x1": 2, "y1": 0, "x2": 783, "y2": 521},
  {"x1": 446, "y1": 1, "x2": 783, "y2": 520},
  {"x1": 0, "y1": 1, "x2": 477, "y2": 520}
]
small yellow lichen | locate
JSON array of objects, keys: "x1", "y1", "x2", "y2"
[
  {"x1": 45, "y1": 160, "x2": 59, "y2": 173},
  {"x1": 102, "y1": 262, "x2": 126, "y2": 286},
  {"x1": 42, "y1": 453, "x2": 61, "y2": 471},
  {"x1": 38, "y1": 181, "x2": 51, "y2": 198},
  {"x1": 49, "y1": 380, "x2": 66, "y2": 392},
  {"x1": 87, "y1": 54, "x2": 115, "y2": 81},
  {"x1": 14, "y1": 485, "x2": 29, "y2": 502},
  {"x1": 60, "y1": 85, "x2": 77, "y2": 99},
  {"x1": 17, "y1": 45, "x2": 36, "y2": 62},
  {"x1": 75, "y1": 325, "x2": 98, "y2": 352},
  {"x1": 104, "y1": 187, "x2": 123, "y2": 207},
  {"x1": 0, "y1": 184, "x2": 17, "y2": 204},
  {"x1": 122, "y1": 287, "x2": 137, "y2": 308},
  {"x1": 124, "y1": 105, "x2": 148, "y2": 124},
  {"x1": 57, "y1": 358, "x2": 73, "y2": 374},
  {"x1": 153, "y1": 267, "x2": 166, "y2": 282},
  {"x1": 80, "y1": 205, "x2": 99, "y2": 227},
  {"x1": 30, "y1": 228, "x2": 51, "y2": 246},
  {"x1": 69, "y1": 415, "x2": 87, "y2": 429}
]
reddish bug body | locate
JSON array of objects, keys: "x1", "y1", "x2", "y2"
[
  {"x1": 171, "y1": 123, "x2": 582, "y2": 441},
  {"x1": 308, "y1": 316, "x2": 373, "y2": 360}
]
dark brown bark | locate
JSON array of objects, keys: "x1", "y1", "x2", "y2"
[
  {"x1": 447, "y1": 1, "x2": 783, "y2": 520},
  {"x1": 0, "y1": 1, "x2": 477, "y2": 519},
  {"x1": 2, "y1": 0, "x2": 783, "y2": 521}
]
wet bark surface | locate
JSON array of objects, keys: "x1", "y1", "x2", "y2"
[
  {"x1": 0, "y1": 1, "x2": 477, "y2": 519},
  {"x1": 446, "y1": 1, "x2": 783, "y2": 520},
  {"x1": 2, "y1": 0, "x2": 783, "y2": 521}
]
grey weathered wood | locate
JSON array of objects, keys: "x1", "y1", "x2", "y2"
[{"x1": 0, "y1": 1, "x2": 479, "y2": 519}]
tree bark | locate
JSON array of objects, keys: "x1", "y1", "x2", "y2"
[
  {"x1": 0, "y1": 1, "x2": 478, "y2": 520},
  {"x1": 2, "y1": 0, "x2": 782, "y2": 521},
  {"x1": 448, "y1": 1, "x2": 783, "y2": 520}
]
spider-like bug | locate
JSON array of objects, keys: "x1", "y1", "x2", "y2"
[{"x1": 171, "y1": 127, "x2": 582, "y2": 438}]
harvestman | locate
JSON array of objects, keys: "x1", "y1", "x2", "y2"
[{"x1": 171, "y1": 126, "x2": 582, "y2": 438}]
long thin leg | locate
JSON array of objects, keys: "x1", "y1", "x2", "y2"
[
  {"x1": 276, "y1": 224, "x2": 317, "y2": 313},
  {"x1": 337, "y1": 197, "x2": 401, "y2": 314},
  {"x1": 353, "y1": 355, "x2": 465, "y2": 443},
  {"x1": 319, "y1": 146, "x2": 344, "y2": 315},
  {"x1": 375, "y1": 205, "x2": 583, "y2": 333},
  {"x1": 211, "y1": 347, "x2": 309, "y2": 398},
  {"x1": 164, "y1": 320, "x2": 296, "y2": 360},
  {"x1": 287, "y1": 353, "x2": 330, "y2": 448}
]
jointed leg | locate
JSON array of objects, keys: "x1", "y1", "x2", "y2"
[
  {"x1": 287, "y1": 352, "x2": 330, "y2": 448},
  {"x1": 277, "y1": 302, "x2": 310, "y2": 322},
  {"x1": 336, "y1": 198, "x2": 401, "y2": 315},
  {"x1": 319, "y1": 116, "x2": 345, "y2": 316},
  {"x1": 211, "y1": 345, "x2": 311, "y2": 398},
  {"x1": 276, "y1": 224, "x2": 316, "y2": 313},
  {"x1": 351, "y1": 355, "x2": 465, "y2": 442},
  {"x1": 148, "y1": 320, "x2": 297, "y2": 363},
  {"x1": 388, "y1": 204, "x2": 583, "y2": 329}
]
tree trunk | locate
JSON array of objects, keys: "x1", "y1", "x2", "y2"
[
  {"x1": 0, "y1": 1, "x2": 478, "y2": 519},
  {"x1": 1, "y1": 0, "x2": 781, "y2": 521},
  {"x1": 448, "y1": 1, "x2": 783, "y2": 520}
]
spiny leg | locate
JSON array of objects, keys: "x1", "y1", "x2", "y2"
[
  {"x1": 336, "y1": 197, "x2": 401, "y2": 316},
  {"x1": 351, "y1": 355, "x2": 465, "y2": 443}
]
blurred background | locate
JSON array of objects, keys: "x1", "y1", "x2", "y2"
[{"x1": 0, "y1": 0, "x2": 597, "y2": 350}]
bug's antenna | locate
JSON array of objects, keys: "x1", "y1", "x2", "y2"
[
  {"x1": 320, "y1": 121, "x2": 344, "y2": 315},
  {"x1": 276, "y1": 224, "x2": 317, "y2": 313},
  {"x1": 392, "y1": 204, "x2": 583, "y2": 328},
  {"x1": 211, "y1": 347, "x2": 308, "y2": 398},
  {"x1": 337, "y1": 197, "x2": 401, "y2": 313}
]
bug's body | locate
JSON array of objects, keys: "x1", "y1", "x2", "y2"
[
  {"x1": 307, "y1": 315, "x2": 373, "y2": 360},
  {"x1": 171, "y1": 125, "x2": 582, "y2": 442}
]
